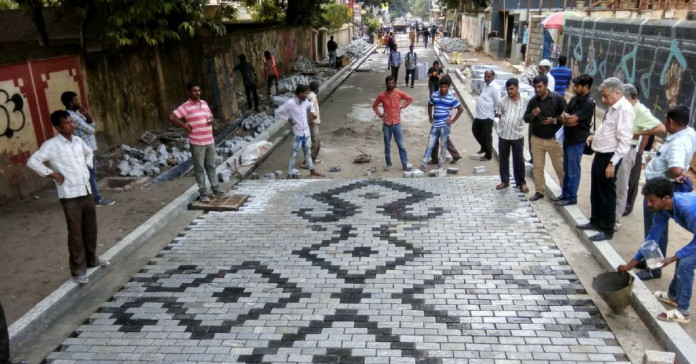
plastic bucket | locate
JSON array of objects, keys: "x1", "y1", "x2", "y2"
[{"x1": 591, "y1": 270, "x2": 635, "y2": 313}]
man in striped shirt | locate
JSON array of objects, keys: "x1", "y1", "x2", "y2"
[
  {"x1": 420, "y1": 76, "x2": 464, "y2": 171},
  {"x1": 169, "y1": 81, "x2": 227, "y2": 203},
  {"x1": 495, "y1": 78, "x2": 530, "y2": 193},
  {"x1": 549, "y1": 55, "x2": 573, "y2": 95}
]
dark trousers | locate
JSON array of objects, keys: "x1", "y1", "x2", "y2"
[
  {"x1": 430, "y1": 138, "x2": 461, "y2": 163},
  {"x1": 405, "y1": 69, "x2": 416, "y2": 87},
  {"x1": 244, "y1": 84, "x2": 259, "y2": 111},
  {"x1": 266, "y1": 76, "x2": 279, "y2": 96},
  {"x1": 590, "y1": 152, "x2": 620, "y2": 234},
  {"x1": 60, "y1": 195, "x2": 98, "y2": 277},
  {"x1": 429, "y1": 81, "x2": 439, "y2": 94},
  {"x1": 390, "y1": 66, "x2": 400, "y2": 81},
  {"x1": 499, "y1": 137, "x2": 526, "y2": 186},
  {"x1": 527, "y1": 125, "x2": 533, "y2": 162},
  {"x1": 472, "y1": 118, "x2": 494, "y2": 159},
  {"x1": 624, "y1": 153, "x2": 643, "y2": 214},
  {"x1": 0, "y1": 300, "x2": 8, "y2": 364}
]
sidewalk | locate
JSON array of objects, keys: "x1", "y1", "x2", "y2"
[{"x1": 436, "y1": 48, "x2": 696, "y2": 343}]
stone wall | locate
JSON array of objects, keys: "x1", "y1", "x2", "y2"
[
  {"x1": 563, "y1": 18, "x2": 696, "y2": 123},
  {"x1": 526, "y1": 15, "x2": 545, "y2": 66}
]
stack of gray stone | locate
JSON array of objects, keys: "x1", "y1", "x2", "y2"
[
  {"x1": 438, "y1": 37, "x2": 469, "y2": 52},
  {"x1": 117, "y1": 142, "x2": 191, "y2": 177},
  {"x1": 242, "y1": 113, "x2": 283, "y2": 136},
  {"x1": 217, "y1": 136, "x2": 253, "y2": 158},
  {"x1": 342, "y1": 36, "x2": 371, "y2": 60}
]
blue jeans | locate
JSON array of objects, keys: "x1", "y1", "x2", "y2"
[
  {"x1": 383, "y1": 123, "x2": 408, "y2": 168},
  {"x1": 289, "y1": 135, "x2": 313, "y2": 175},
  {"x1": 89, "y1": 156, "x2": 103, "y2": 202},
  {"x1": 561, "y1": 142, "x2": 585, "y2": 201},
  {"x1": 329, "y1": 51, "x2": 337, "y2": 68},
  {"x1": 643, "y1": 195, "x2": 669, "y2": 275},
  {"x1": 421, "y1": 124, "x2": 450, "y2": 167},
  {"x1": 668, "y1": 252, "x2": 696, "y2": 316}
]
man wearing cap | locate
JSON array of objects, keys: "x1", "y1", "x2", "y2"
[{"x1": 538, "y1": 59, "x2": 555, "y2": 95}]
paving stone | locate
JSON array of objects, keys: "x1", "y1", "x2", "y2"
[{"x1": 42, "y1": 177, "x2": 627, "y2": 364}]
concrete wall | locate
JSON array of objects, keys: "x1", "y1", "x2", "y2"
[
  {"x1": 461, "y1": 14, "x2": 485, "y2": 49},
  {"x1": 0, "y1": 56, "x2": 87, "y2": 204},
  {"x1": 330, "y1": 26, "x2": 354, "y2": 47},
  {"x1": 563, "y1": 18, "x2": 696, "y2": 124},
  {"x1": 0, "y1": 26, "x2": 312, "y2": 204},
  {"x1": 527, "y1": 15, "x2": 545, "y2": 66}
]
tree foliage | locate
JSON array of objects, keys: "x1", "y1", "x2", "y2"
[
  {"x1": 286, "y1": 0, "x2": 329, "y2": 27},
  {"x1": 10, "y1": 0, "x2": 237, "y2": 49},
  {"x1": 321, "y1": 3, "x2": 351, "y2": 31},
  {"x1": 413, "y1": 0, "x2": 429, "y2": 19},
  {"x1": 244, "y1": 0, "x2": 285, "y2": 23},
  {"x1": 389, "y1": 0, "x2": 412, "y2": 17}
]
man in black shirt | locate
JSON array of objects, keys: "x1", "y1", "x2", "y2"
[
  {"x1": 327, "y1": 36, "x2": 339, "y2": 68},
  {"x1": 524, "y1": 74, "x2": 567, "y2": 201},
  {"x1": 427, "y1": 61, "x2": 444, "y2": 94},
  {"x1": 232, "y1": 54, "x2": 259, "y2": 112},
  {"x1": 554, "y1": 74, "x2": 594, "y2": 206}
]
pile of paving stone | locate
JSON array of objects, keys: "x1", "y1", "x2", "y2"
[
  {"x1": 292, "y1": 56, "x2": 316, "y2": 72},
  {"x1": 241, "y1": 112, "x2": 284, "y2": 136},
  {"x1": 438, "y1": 37, "x2": 470, "y2": 52},
  {"x1": 116, "y1": 142, "x2": 191, "y2": 177},
  {"x1": 217, "y1": 135, "x2": 254, "y2": 158},
  {"x1": 342, "y1": 36, "x2": 371, "y2": 59}
]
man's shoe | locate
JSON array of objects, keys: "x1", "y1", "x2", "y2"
[
  {"x1": 73, "y1": 275, "x2": 89, "y2": 284},
  {"x1": 550, "y1": 195, "x2": 566, "y2": 202},
  {"x1": 428, "y1": 160, "x2": 439, "y2": 165},
  {"x1": 450, "y1": 156, "x2": 462, "y2": 164},
  {"x1": 589, "y1": 232, "x2": 613, "y2": 241},
  {"x1": 529, "y1": 192, "x2": 544, "y2": 201},
  {"x1": 576, "y1": 222, "x2": 599, "y2": 230},
  {"x1": 637, "y1": 269, "x2": 662, "y2": 281},
  {"x1": 213, "y1": 190, "x2": 228, "y2": 198},
  {"x1": 98, "y1": 258, "x2": 110, "y2": 267},
  {"x1": 96, "y1": 198, "x2": 115, "y2": 206},
  {"x1": 199, "y1": 194, "x2": 211, "y2": 203},
  {"x1": 556, "y1": 199, "x2": 577, "y2": 206},
  {"x1": 496, "y1": 183, "x2": 509, "y2": 190},
  {"x1": 635, "y1": 260, "x2": 648, "y2": 269},
  {"x1": 623, "y1": 210, "x2": 631, "y2": 217}
]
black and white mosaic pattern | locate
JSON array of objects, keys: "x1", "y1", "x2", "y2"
[{"x1": 46, "y1": 177, "x2": 629, "y2": 364}]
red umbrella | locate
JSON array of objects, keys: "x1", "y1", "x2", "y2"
[{"x1": 541, "y1": 11, "x2": 582, "y2": 29}]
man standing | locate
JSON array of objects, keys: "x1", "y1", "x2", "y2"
[
  {"x1": 233, "y1": 54, "x2": 260, "y2": 112},
  {"x1": 27, "y1": 111, "x2": 110, "y2": 284},
  {"x1": 276, "y1": 85, "x2": 325, "y2": 178},
  {"x1": 576, "y1": 77, "x2": 634, "y2": 241},
  {"x1": 624, "y1": 90, "x2": 666, "y2": 217},
  {"x1": 615, "y1": 84, "x2": 666, "y2": 229},
  {"x1": 327, "y1": 36, "x2": 339, "y2": 68},
  {"x1": 263, "y1": 51, "x2": 280, "y2": 97},
  {"x1": 169, "y1": 81, "x2": 227, "y2": 203},
  {"x1": 549, "y1": 55, "x2": 573, "y2": 95},
  {"x1": 373, "y1": 75, "x2": 413, "y2": 171},
  {"x1": 496, "y1": 78, "x2": 530, "y2": 193},
  {"x1": 404, "y1": 45, "x2": 418, "y2": 88},
  {"x1": 524, "y1": 75, "x2": 567, "y2": 202},
  {"x1": 555, "y1": 74, "x2": 594, "y2": 206},
  {"x1": 61, "y1": 91, "x2": 114, "y2": 207},
  {"x1": 637, "y1": 105, "x2": 696, "y2": 280},
  {"x1": 423, "y1": 28, "x2": 430, "y2": 48},
  {"x1": 471, "y1": 69, "x2": 501, "y2": 162},
  {"x1": 521, "y1": 23, "x2": 529, "y2": 62},
  {"x1": 538, "y1": 59, "x2": 555, "y2": 93},
  {"x1": 427, "y1": 61, "x2": 444, "y2": 94},
  {"x1": 419, "y1": 76, "x2": 464, "y2": 171},
  {"x1": 409, "y1": 27, "x2": 416, "y2": 47},
  {"x1": 618, "y1": 178, "x2": 696, "y2": 323},
  {"x1": 387, "y1": 44, "x2": 402, "y2": 83},
  {"x1": 304, "y1": 81, "x2": 323, "y2": 168}
]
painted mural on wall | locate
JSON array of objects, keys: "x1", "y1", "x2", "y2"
[
  {"x1": 0, "y1": 57, "x2": 86, "y2": 203},
  {"x1": 563, "y1": 18, "x2": 696, "y2": 125}
]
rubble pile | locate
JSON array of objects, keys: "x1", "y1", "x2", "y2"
[
  {"x1": 217, "y1": 136, "x2": 254, "y2": 158},
  {"x1": 292, "y1": 56, "x2": 315, "y2": 73},
  {"x1": 116, "y1": 142, "x2": 191, "y2": 177},
  {"x1": 438, "y1": 37, "x2": 470, "y2": 52},
  {"x1": 342, "y1": 36, "x2": 371, "y2": 59},
  {"x1": 241, "y1": 112, "x2": 283, "y2": 136}
]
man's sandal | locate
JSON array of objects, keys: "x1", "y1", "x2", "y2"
[
  {"x1": 654, "y1": 291, "x2": 678, "y2": 307},
  {"x1": 657, "y1": 309, "x2": 690, "y2": 323}
]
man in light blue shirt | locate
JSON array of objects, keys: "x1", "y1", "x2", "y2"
[
  {"x1": 472, "y1": 69, "x2": 501, "y2": 161},
  {"x1": 420, "y1": 76, "x2": 464, "y2": 171},
  {"x1": 521, "y1": 23, "x2": 529, "y2": 61},
  {"x1": 639, "y1": 106, "x2": 696, "y2": 281},
  {"x1": 619, "y1": 178, "x2": 696, "y2": 324},
  {"x1": 387, "y1": 44, "x2": 402, "y2": 84}
]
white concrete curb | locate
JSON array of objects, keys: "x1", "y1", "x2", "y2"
[
  {"x1": 435, "y1": 42, "x2": 696, "y2": 364},
  {"x1": 8, "y1": 42, "x2": 381, "y2": 352}
]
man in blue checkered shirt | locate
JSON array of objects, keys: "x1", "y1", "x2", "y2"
[
  {"x1": 61, "y1": 91, "x2": 115, "y2": 206},
  {"x1": 419, "y1": 76, "x2": 464, "y2": 171}
]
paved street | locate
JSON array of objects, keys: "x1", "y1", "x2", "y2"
[{"x1": 45, "y1": 177, "x2": 629, "y2": 363}]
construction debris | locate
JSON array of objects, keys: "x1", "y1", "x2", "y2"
[
  {"x1": 330, "y1": 165, "x2": 341, "y2": 172},
  {"x1": 438, "y1": 37, "x2": 470, "y2": 52},
  {"x1": 114, "y1": 141, "x2": 191, "y2": 177},
  {"x1": 342, "y1": 36, "x2": 372, "y2": 60},
  {"x1": 241, "y1": 112, "x2": 283, "y2": 136},
  {"x1": 447, "y1": 167, "x2": 459, "y2": 174},
  {"x1": 474, "y1": 166, "x2": 486, "y2": 174}
]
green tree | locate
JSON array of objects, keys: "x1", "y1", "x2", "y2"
[
  {"x1": 321, "y1": 3, "x2": 351, "y2": 31},
  {"x1": 286, "y1": 0, "x2": 329, "y2": 27},
  {"x1": 389, "y1": 0, "x2": 412, "y2": 17},
  {"x1": 413, "y1": 0, "x2": 429, "y2": 18},
  {"x1": 244, "y1": 0, "x2": 285, "y2": 23}
]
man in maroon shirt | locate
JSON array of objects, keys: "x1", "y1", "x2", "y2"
[{"x1": 372, "y1": 75, "x2": 413, "y2": 171}]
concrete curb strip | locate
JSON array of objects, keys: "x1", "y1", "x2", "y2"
[
  {"x1": 435, "y1": 42, "x2": 696, "y2": 364},
  {"x1": 8, "y1": 43, "x2": 380, "y2": 351}
]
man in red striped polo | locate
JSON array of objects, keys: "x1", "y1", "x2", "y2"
[{"x1": 169, "y1": 81, "x2": 227, "y2": 203}]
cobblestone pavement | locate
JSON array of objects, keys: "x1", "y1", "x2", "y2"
[{"x1": 46, "y1": 177, "x2": 630, "y2": 364}]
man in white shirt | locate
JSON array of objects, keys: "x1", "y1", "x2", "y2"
[
  {"x1": 472, "y1": 69, "x2": 500, "y2": 161},
  {"x1": 495, "y1": 78, "x2": 530, "y2": 193},
  {"x1": 303, "y1": 81, "x2": 323, "y2": 168},
  {"x1": 538, "y1": 59, "x2": 555, "y2": 92},
  {"x1": 275, "y1": 85, "x2": 325, "y2": 178},
  {"x1": 27, "y1": 110, "x2": 109, "y2": 284},
  {"x1": 576, "y1": 77, "x2": 634, "y2": 242}
]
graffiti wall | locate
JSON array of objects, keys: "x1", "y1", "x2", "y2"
[
  {"x1": 563, "y1": 18, "x2": 696, "y2": 125},
  {"x1": 0, "y1": 57, "x2": 86, "y2": 203}
]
